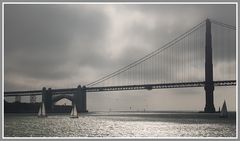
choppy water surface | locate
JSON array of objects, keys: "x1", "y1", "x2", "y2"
[{"x1": 4, "y1": 112, "x2": 236, "y2": 137}]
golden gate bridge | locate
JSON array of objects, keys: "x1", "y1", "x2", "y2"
[{"x1": 4, "y1": 19, "x2": 236, "y2": 113}]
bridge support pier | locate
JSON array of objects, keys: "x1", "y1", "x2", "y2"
[
  {"x1": 45, "y1": 88, "x2": 53, "y2": 113},
  {"x1": 74, "y1": 85, "x2": 87, "y2": 113},
  {"x1": 204, "y1": 83, "x2": 215, "y2": 113},
  {"x1": 42, "y1": 87, "x2": 53, "y2": 113},
  {"x1": 42, "y1": 87, "x2": 46, "y2": 103}
]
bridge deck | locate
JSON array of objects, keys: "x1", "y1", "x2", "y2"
[{"x1": 4, "y1": 80, "x2": 236, "y2": 97}]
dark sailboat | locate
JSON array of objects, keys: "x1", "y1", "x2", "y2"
[{"x1": 220, "y1": 100, "x2": 228, "y2": 118}]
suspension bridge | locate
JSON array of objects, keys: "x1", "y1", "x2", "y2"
[{"x1": 4, "y1": 19, "x2": 236, "y2": 113}]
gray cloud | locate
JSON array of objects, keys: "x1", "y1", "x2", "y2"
[{"x1": 4, "y1": 4, "x2": 110, "y2": 88}]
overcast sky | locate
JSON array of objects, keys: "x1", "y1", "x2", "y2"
[{"x1": 4, "y1": 4, "x2": 236, "y2": 111}]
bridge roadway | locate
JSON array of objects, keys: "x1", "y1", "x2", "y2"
[{"x1": 4, "y1": 80, "x2": 236, "y2": 97}]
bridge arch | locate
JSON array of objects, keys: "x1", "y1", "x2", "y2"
[{"x1": 52, "y1": 95, "x2": 74, "y2": 104}]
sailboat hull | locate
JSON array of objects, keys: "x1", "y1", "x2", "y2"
[
  {"x1": 70, "y1": 116, "x2": 78, "y2": 118},
  {"x1": 219, "y1": 112, "x2": 228, "y2": 118},
  {"x1": 38, "y1": 115, "x2": 48, "y2": 118}
]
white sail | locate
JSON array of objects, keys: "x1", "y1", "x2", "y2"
[
  {"x1": 220, "y1": 100, "x2": 228, "y2": 118},
  {"x1": 70, "y1": 104, "x2": 78, "y2": 118},
  {"x1": 70, "y1": 105, "x2": 74, "y2": 116},
  {"x1": 73, "y1": 105, "x2": 78, "y2": 116},
  {"x1": 38, "y1": 102, "x2": 47, "y2": 117},
  {"x1": 38, "y1": 106, "x2": 42, "y2": 116},
  {"x1": 42, "y1": 103, "x2": 46, "y2": 116}
]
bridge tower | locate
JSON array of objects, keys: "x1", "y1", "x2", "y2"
[
  {"x1": 42, "y1": 87, "x2": 53, "y2": 113},
  {"x1": 204, "y1": 19, "x2": 216, "y2": 113},
  {"x1": 74, "y1": 85, "x2": 87, "y2": 113}
]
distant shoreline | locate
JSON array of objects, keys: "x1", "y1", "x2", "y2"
[{"x1": 4, "y1": 101, "x2": 236, "y2": 114}]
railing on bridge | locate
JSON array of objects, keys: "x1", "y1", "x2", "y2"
[{"x1": 4, "y1": 80, "x2": 236, "y2": 96}]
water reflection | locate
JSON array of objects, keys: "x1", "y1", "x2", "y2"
[{"x1": 4, "y1": 112, "x2": 236, "y2": 137}]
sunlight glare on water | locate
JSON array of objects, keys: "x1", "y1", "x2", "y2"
[{"x1": 4, "y1": 112, "x2": 236, "y2": 137}]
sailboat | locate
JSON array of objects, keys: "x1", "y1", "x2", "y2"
[
  {"x1": 38, "y1": 102, "x2": 47, "y2": 118},
  {"x1": 70, "y1": 104, "x2": 78, "y2": 118},
  {"x1": 220, "y1": 100, "x2": 228, "y2": 118}
]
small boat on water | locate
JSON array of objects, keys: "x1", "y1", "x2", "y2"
[
  {"x1": 38, "y1": 103, "x2": 47, "y2": 118},
  {"x1": 220, "y1": 100, "x2": 228, "y2": 118},
  {"x1": 70, "y1": 104, "x2": 79, "y2": 118}
]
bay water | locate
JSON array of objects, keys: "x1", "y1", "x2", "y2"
[{"x1": 4, "y1": 111, "x2": 236, "y2": 137}]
